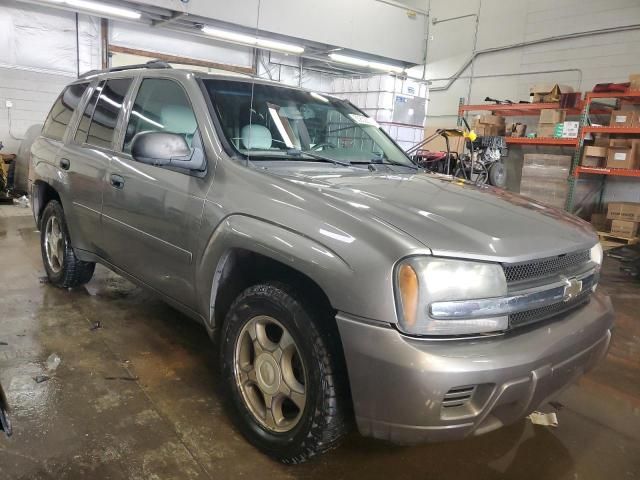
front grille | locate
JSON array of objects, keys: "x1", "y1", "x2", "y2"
[
  {"x1": 502, "y1": 250, "x2": 590, "y2": 283},
  {"x1": 442, "y1": 385, "x2": 476, "y2": 408},
  {"x1": 509, "y1": 289, "x2": 591, "y2": 329}
]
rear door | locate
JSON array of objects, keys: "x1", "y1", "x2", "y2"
[
  {"x1": 57, "y1": 77, "x2": 133, "y2": 255},
  {"x1": 31, "y1": 81, "x2": 90, "y2": 232},
  {"x1": 101, "y1": 76, "x2": 208, "y2": 307}
]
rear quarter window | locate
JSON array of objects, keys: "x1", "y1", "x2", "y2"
[{"x1": 42, "y1": 82, "x2": 89, "y2": 141}]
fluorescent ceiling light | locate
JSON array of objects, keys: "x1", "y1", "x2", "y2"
[
  {"x1": 45, "y1": 0, "x2": 141, "y2": 19},
  {"x1": 329, "y1": 53, "x2": 404, "y2": 74},
  {"x1": 368, "y1": 61, "x2": 404, "y2": 74},
  {"x1": 328, "y1": 53, "x2": 369, "y2": 67},
  {"x1": 202, "y1": 26, "x2": 304, "y2": 54}
]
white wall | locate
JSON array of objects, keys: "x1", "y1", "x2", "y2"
[
  {"x1": 424, "y1": 0, "x2": 640, "y2": 205},
  {"x1": 426, "y1": 0, "x2": 640, "y2": 122},
  {"x1": 0, "y1": 3, "x2": 101, "y2": 152}
]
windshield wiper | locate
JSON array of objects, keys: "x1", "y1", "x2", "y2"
[
  {"x1": 351, "y1": 160, "x2": 419, "y2": 170},
  {"x1": 287, "y1": 149, "x2": 352, "y2": 167}
]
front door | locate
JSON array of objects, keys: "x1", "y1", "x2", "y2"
[{"x1": 101, "y1": 77, "x2": 208, "y2": 307}]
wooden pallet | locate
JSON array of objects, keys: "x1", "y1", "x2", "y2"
[{"x1": 597, "y1": 231, "x2": 639, "y2": 250}]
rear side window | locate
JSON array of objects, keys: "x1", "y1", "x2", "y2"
[
  {"x1": 123, "y1": 78, "x2": 197, "y2": 154},
  {"x1": 86, "y1": 77, "x2": 133, "y2": 149},
  {"x1": 74, "y1": 82, "x2": 102, "y2": 144},
  {"x1": 42, "y1": 82, "x2": 89, "y2": 141}
]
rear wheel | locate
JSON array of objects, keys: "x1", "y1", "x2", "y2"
[
  {"x1": 40, "y1": 200, "x2": 95, "y2": 288},
  {"x1": 220, "y1": 282, "x2": 348, "y2": 463},
  {"x1": 489, "y1": 160, "x2": 507, "y2": 187}
]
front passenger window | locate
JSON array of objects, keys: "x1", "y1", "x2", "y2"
[{"x1": 124, "y1": 78, "x2": 197, "y2": 154}]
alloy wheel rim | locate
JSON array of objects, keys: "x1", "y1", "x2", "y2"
[
  {"x1": 44, "y1": 216, "x2": 64, "y2": 273},
  {"x1": 234, "y1": 315, "x2": 307, "y2": 433}
]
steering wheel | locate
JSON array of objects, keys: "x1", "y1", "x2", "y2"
[{"x1": 311, "y1": 143, "x2": 337, "y2": 151}]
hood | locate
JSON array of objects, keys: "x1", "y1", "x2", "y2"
[{"x1": 264, "y1": 166, "x2": 597, "y2": 263}]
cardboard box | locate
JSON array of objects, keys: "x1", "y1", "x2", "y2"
[
  {"x1": 530, "y1": 84, "x2": 575, "y2": 103},
  {"x1": 609, "y1": 138, "x2": 630, "y2": 148},
  {"x1": 610, "y1": 109, "x2": 639, "y2": 127},
  {"x1": 508, "y1": 123, "x2": 527, "y2": 137},
  {"x1": 593, "y1": 134, "x2": 610, "y2": 147},
  {"x1": 629, "y1": 73, "x2": 640, "y2": 91},
  {"x1": 606, "y1": 139, "x2": 640, "y2": 169},
  {"x1": 606, "y1": 147, "x2": 636, "y2": 169},
  {"x1": 537, "y1": 124, "x2": 559, "y2": 138},
  {"x1": 474, "y1": 124, "x2": 505, "y2": 136},
  {"x1": 607, "y1": 202, "x2": 640, "y2": 222},
  {"x1": 581, "y1": 146, "x2": 607, "y2": 167},
  {"x1": 539, "y1": 109, "x2": 566, "y2": 124},
  {"x1": 422, "y1": 127, "x2": 465, "y2": 154},
  {"x1": 610, "y1": 220, "x2": 639, "y2": 238},
  {"x1": 477, "y1": 114, "x2": 505, "y2": 126}
]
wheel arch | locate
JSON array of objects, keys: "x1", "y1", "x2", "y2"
[
  {"x1": 198, "y1": 215, "x2": 355, "y2": 336},
  {"x1": 32, "y1": 180, "x2": 61, "y2": 228}
]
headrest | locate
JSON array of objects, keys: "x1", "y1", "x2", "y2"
[
  {"x1": 160, "y1": 105, "x2": 197, "y2": 134},
  {"x1": 240, "y1": 124, "x2": 272, "y2": 150}
]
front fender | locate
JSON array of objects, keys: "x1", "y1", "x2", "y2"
[{"x1": 196, "y1": 214, "x2": 356, "y2": 327}]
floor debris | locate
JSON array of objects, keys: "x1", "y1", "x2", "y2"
[
  {"x1": 46, "y1": 353, "x2": 61, "y2": 371},
  {"x1": 104, "y1": 375, "x2": 139, "y2": 381},
  {"x1": 33, "y1": 375, "x2": 50, "y2": 384},
  {"x1": 528, "y1": 411, "x2": 559, "y2": 427},
  {"x1": 90, "y1": 321, "x2": 102, "y2": 331}
]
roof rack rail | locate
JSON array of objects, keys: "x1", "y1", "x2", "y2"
[{"x1": 79, "y1": 60, "x2": 172, "y2": 78}]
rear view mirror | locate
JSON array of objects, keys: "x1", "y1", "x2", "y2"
[{"x1": 131, "y1": 132, "x2": 205, "y2": 171}]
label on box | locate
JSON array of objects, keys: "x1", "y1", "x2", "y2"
[
  {"x1": 615, "y1": 115, "x2": 627, "y2": 123},
  {"x1": 614, "y1": 152, "x2": 627, "y2": 161}
]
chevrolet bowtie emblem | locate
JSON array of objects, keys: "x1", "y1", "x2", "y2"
[{"x1": 563, "y1": 278, "x2": 583, "y2": 302}]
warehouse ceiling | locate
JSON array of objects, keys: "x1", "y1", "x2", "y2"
[{"x1": 16, "y1": 0, "x2": 418, "y2": 76}]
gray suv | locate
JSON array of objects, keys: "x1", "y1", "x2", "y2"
[{"x1": 29, "y1": 62, "x2": 614, "y2": 463}]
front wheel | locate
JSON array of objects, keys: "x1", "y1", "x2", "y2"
[
  {"x1": 40, "y1": 200, "x2": 95, "y2": 288},
  {"x1": 220, "y1": 283, "x2": 348, "y2": 463}
]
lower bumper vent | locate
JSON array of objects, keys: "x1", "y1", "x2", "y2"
[{"x1": 443, "y1": 385, "x2": 476, "y2": 408}]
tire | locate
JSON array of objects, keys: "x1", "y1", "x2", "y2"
[
  {"x1": 489, "y1": 161, "x2": 507, "y2": 188},
  {"x1": 40, "y1": 200, "x2": 95, "y2": 288},
  {"x1": 220, "y1": 282, "x2": 348, "y2": 463}
]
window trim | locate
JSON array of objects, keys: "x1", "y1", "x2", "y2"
[
  {"x1": 70, "y1": 79, "x2": 103, "y2": 146},
  {"x1": 76, "y1": 75, "x2": 136, "y2": 153},
  {"x1": 41, "y1": 80, "x2": 91, "y2": 143},
  {"x1": 116, "y1": 75, "x2": 203, "y2": 171}
]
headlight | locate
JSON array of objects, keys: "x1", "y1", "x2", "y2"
[
  {"x1": 590, "y1": 242, "x2": 603, "y2": 266},
  {"x1": 394, "y1": 256, "x2": 508, "y2": 336}
]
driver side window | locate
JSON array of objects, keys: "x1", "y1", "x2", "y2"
[{"x1": 123, "y1": 78, "x2": 197, "y2": 155}]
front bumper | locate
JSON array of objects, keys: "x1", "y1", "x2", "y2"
[{"x1": 336, "y1": 291, "x2": 614, "y2": 445}]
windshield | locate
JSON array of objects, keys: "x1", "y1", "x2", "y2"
[{"x1": 201, "y1": 78, "x2": 415, "y2": 168}]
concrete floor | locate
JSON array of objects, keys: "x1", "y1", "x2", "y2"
[{"x1": 1, "y1": 204, "x2": 639, "y2": 480}]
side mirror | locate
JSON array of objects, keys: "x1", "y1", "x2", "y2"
[{"x1": 131, "y1": 132, "x2": 205, "y2": 171}]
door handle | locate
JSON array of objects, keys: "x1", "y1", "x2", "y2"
[
  {"x1": 59, "y1": 158, "x2": 70, "y2": 170},
  {"x1": 110, "y1": 174, "x2": 125, "y2": 189}
]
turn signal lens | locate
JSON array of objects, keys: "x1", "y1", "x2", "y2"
[{"x1": 398, "y1": 264, "x2": 419, "y2": 327}]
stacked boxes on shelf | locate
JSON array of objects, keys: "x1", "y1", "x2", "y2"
[
  {"x1": 607, "y1": 202, "x2": 640, "y2": 239},
  {"x1": 536, "y1": 109, "x2": 579, "y2": 139},
  {"x1": 581, "y1": 108, "x2": 640, "y2": 169},
  {"x1": 473, "y1": 114, "x2": 505, "y2": 136},
  {"x1": 520, "y1": 154, "x2": 572, "y2": 209}
]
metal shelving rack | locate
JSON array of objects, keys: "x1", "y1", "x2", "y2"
[
  {"x1": 457, "y1": 99, "x2": 583, "y2": 149},
  {"x1": 565, "y1": 90, "x2": 640, "y2": 212}
]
